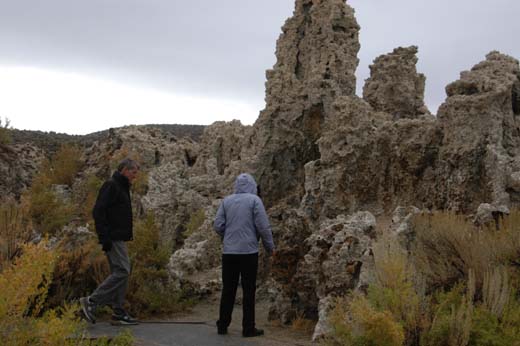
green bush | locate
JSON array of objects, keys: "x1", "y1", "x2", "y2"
[
  {"x1": 24, "y1": 172, "x2": 76, "y2": 235},
  {"x1": 421, "y1": 281, "x2": 474, "y2": 346},
  {"x1": 49, "y1": 144, "x2": 84, "y2": 186},
  {"x1": 127, "y1": 214, "x2": 193, "y2": 316},
  {"x1": 326, "y1": 295, "x2": 405, "y2": 346},
  {"x1": 75, "y1": 174, "x2": 104, "y2": 228},
  {"x1": 23, "y1": 144, "x2": 85, "y2": 235},
  {"x1": 184, "y1": 209, "x2": 206, "y2": 238}
]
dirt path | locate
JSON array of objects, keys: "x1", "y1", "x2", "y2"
[{"x1": 87, "y1": 295, "x2": 314, "y2": 346}]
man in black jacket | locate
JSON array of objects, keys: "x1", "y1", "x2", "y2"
[{"x1": 80, "y1": 158, "x2": 140, "y2": 325}]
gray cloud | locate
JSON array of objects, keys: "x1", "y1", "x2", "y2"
[{"x1": 0, "y1": 0, "x2": 519, "y2": 120}]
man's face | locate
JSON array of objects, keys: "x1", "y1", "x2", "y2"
[{"x1": 121, "y1": 167, "x2": 139, "y2": 183}]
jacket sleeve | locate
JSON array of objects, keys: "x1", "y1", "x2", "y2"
[
  {"x1": 213, "y1": 201, "x2": 226, "y2": 238},
  {"x1": 253, "y1": 197, "x2": 275, "y2": 253},
  {"x1": 92, "y1": 181, "x2": 117, "y2": 243}
]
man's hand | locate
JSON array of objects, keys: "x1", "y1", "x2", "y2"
[{"x1": 102, "y1": 240, "x2": 113, "y2": 252}]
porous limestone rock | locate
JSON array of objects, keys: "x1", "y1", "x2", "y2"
[
  {"x1": 0, "y1": 143, "x2": 45, "y2": 199},
  {"x1": 474, "y1": 203, "x2": 510, "y2": 227},
  {"x1": 269, "y1": 211, "x2": 376, "y2": 323},
  {"x1": 167, "y1": 205, "x2": 222, "y2": 295},
  {"x1": 363, "y1": 46, "x2": 429, "y2": 119},
  {"x1": 253, "y1": 0, "x2": 360, "y2": 207},
  {"x1": 438, "y1": 51, "x2": 520, "y2": 211}
]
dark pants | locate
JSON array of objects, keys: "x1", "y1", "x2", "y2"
[
  {"x1": 90, "y1": 241, "x2": 130, "y2": 311},
  {"x1": 217, "y1": 253, "x2": 258, "y2": 331}
]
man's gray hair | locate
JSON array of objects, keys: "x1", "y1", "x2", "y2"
[{"x1": 117, "y1": 158, "x2": 140, "y2": 172}]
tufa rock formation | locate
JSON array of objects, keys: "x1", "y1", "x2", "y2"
[
  {"x1": 0, "y1": 143, "x2": 45, "y2": 199},
  {"x1": 253, "y1": 0, "x2": 360, "y2": 207},
  {"x1": 5, "y1": 0, "x2": 520, "y2": 341},
  {"x1": 363, "y1": 45, "x2": 429, "y2": 119}
]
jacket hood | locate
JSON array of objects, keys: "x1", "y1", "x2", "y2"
[{"x1": 234, "y1": 173, "x2": 257, "y2": 195}]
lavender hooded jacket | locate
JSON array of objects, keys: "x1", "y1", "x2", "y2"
[{"x1": 213, "y1": 173, "x2": 275, "y2": 255}]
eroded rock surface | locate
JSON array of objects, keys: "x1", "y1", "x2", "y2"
[
  {"x1": 0, "y1": 143, "x2": 45, "y2": 199},
  {"x1": 363, "y1": 46, "x2": 429, "y2": 119}
]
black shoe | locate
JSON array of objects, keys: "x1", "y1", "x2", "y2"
[
  {"x1": 242, "y1": 328, "x2": 264, "y2": 337},
  {"x1": 216, "y1": 321, "x2": 228, "y2": 335},
  {"x1": 111, "y1": 311, "x2": 139, "y2": 325},
  {"x1": 79, "y1": 297, "x2": 96, "y2": 324}
]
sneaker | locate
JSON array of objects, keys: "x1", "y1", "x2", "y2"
[
  {"x1": 111, "y1": 311, "x2": 139, "y2": 325},
  {"x1": 242, "y1": 328, "x2": 264, "y2": 337},
  {"x1": 216, "y1": 321, "x2": 227, "y2": 335},
  {"x1": 79, "y1": 297, "x2": 96, "y2": 324}
]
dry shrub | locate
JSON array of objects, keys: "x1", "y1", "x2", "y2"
[
  {"x1": 48, "y1": 236, "x2": 109, "y2": 308},
  {"x1": 482, "y1": 266, "x2": 510, "y2": 318},
  {"x1": 291, "y1": 311, "x2": 316, "y2": 335},
  {"x1": 411, "y1": 211, "x2": 520, "y2": 292},
  {"x1": 0, "y1": 199, "x2": 33, "y2": 269},
  {"x1": 49, "y1": 144, "x2": 84, "y2": 186}
]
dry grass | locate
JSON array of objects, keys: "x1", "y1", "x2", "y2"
[
  {"x1": 482, "y1": 266, "x2": 510, "y2": 319},
  {"x1": 291, "y1": 311, "x2": 317, "y2": 335},
  {"x1": 411, "y1": 211, "x2": 520, "y2": 292}
]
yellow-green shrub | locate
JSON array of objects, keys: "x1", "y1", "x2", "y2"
[
  {"x1": 75, "y1": 174, "x2": 104, "y2": 228},
  {"x1": 326, "y1": 295, "x2": 405, "y2": 346},
  {"x1": 49, "y1": 144, "x2": 84, "y2": 186},
  {"x1": 24, "y1": 173, "x2": 76, "y2": 235},
  {"x1": 184, "y1": 209, "x2": 206, "y2": 238},
  {"x1": 127, "y1": 214, "x2": 192, "y2": 316},
  {"x1": 0, "y1": 241, "x2": 133, "y2": 346},
  {"x1": 131, "y1": 170, "x2": 148, "y2": 196},
  {"x1": 369, "y1": 235, "x2": 424, "y2": 341},
  {"x1": 0, "y1": 241, "x2": 82, "y2": 345}
]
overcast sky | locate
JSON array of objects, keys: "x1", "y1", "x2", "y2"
[{"x1": 0, "y1": 0, "x2": 518, "y2": 135}]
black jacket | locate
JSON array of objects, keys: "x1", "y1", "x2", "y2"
[{"x1": 93, "y1": 171, "x2": 133, "y2": 242}]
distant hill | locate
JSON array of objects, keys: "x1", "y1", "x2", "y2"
[{"x1": 10, "y1": 124, "x2": 206, "y2": 155}]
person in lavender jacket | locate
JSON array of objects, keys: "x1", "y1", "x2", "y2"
[{"x1": 213, "y1": 173, "x2": 275, "y2": 338}]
